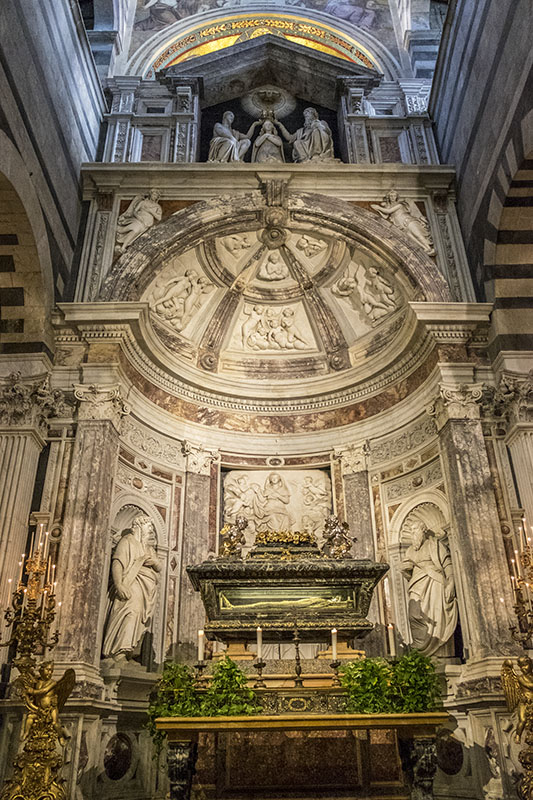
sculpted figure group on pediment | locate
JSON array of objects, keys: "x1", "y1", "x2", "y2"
[{"x1": 208, "y1": 107, "x2": 335, "y2": 164}]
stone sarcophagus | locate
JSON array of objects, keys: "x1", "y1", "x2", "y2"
[{"x1": 187, "y1": 522, "x2": 388, "y2": 643}]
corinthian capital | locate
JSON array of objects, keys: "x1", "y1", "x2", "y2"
[
  {"x1": 493, "y1": 371, "x2": 533, "y2": 427},
  {"x1": 0, "y1": 372, "x2": 69, "y2": 435},
  {"x1": 334, "y1": 441, "x2": 370, "y2": 475},
  {"x1": 427, "y1": 382, "x2": 484, "y2": 431},
  {"x1": 181, "y1": 441, "x2": 219, "y2": 475},
  {"x1": 74, "y1": 384, "x2": 130, "y2": 429}
]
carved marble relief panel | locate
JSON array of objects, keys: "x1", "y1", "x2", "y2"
[{"x1": 222, "y1": 468, "x2": 332, "y2": 549}]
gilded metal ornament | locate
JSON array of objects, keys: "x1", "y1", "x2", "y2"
[
  {"x1": 0, "y1": 531, "x2": 75, "y2": 800},
  {"x1": 501, "y1": 656, "x2": 533, "y2": 800}
]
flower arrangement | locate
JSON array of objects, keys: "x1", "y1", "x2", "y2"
[{"x1": 254, "y1": 530, "x2": 317, "y2": 545}]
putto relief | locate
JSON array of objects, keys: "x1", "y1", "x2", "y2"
[
  {"x1": 331, "y1": 261, "x2": 397, "y2": 326},
  {"x1": 145, "y1": 257, "x2": 216, "y2": 336},
  {"x1": 228, "y1": 302, "x2": 317, "y2": 352},
  {"x1": 222, "y1": 469, "x2": 332, "y2": 549}
]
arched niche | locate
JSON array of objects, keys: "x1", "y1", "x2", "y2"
[{"x1": 387, "y1": 493, "x2": 463, "y2": 657}]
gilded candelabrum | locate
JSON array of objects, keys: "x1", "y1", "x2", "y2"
[
  {"x1": 502, "y1": 520, "x2": 533, "y2": 799},
  {"x1": 0, "y1": 527, "x2": 75, "y2": 800}
]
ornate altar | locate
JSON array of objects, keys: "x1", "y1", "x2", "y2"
[{"x1": 187, "y1": 521, "x2": 388, "y2": 644}]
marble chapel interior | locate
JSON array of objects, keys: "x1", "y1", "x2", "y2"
[{"x1": 0, "y1": 1, "x2": 533, "y2": 799}]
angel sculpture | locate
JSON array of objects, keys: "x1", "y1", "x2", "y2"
[
  {"x1": 321, "y1": 514, "x2": 356, "y2": 559},
  {"x1": 17, "y1": 662, "x2": 76, "y2": 746},
  {"x1": 220, "y1": 516, "x2": 248, "y2": 558},
  {"x1": 371, "y1": 190, "x2": 435, "y2": 256},
  {"x1": 115, "y1": 189, "x2": 162, "y2": 253},
  {"x1": 501, "y1": 656, "x2": 533, "y2": 743}
]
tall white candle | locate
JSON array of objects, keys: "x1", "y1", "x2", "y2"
[
  {"x1": 331, "y1": 628, "x2": 337, "y2": 661},
  {"x1": 387, "y1": 623, "x2": 397, "y2": 657},
  {"x1": 256, "y1": 626, "x2": 263, "y2": 661},
  {"x1": 198, "y1": 629, "x2": 205, "y2": 662}
]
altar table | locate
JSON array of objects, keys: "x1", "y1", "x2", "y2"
[{"x1": 156, "y1": 712, "x2": 448, "y2": 800}]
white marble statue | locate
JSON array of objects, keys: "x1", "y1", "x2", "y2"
[
  {"x1": 275, "y1": 108, "x2": 335, "y2": 162},
  {"x1": 151, "y1": 268, "x2": 214, "y2": 331},
  {"x1": 251, "y1": 120, "x2": 285, "y2": 163},
  {"x1": 115, "y1": 190, "x2": 162, "y2": 253},
  {"x1": 371, "y1": 190, "x2": 435, "y2": 255},
  {"x1": 102, "y1": 513, "x2": 161, "y2": 661},
  {"x1": 208, "y1": 112, "x2": 259, "y2": 163},
  {"x1": 400, "y1": 513, "x2": 457, "y2": 656},
  {"x1": 257, "y1": 252, "x2": 289, "y2": 281}
]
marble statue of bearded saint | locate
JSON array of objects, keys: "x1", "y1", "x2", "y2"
[
  {"x1": 208, "y1": 112, "x2": 260, "y2": 163},
  {"x1": 102, "y1": 514, "x2": 161, "y2": 661},
  {"x1": 400, "y1": 520, "x2": 457, "y2": 656},
  {"x1": 276, "y1": 108, "x2": 335, "y2": 163}
]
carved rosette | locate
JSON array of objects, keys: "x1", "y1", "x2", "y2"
[
  {"x1": 181, "y1": 441, "x2": 219, "y2": 476},
  {"x1": 334, "y1": 441, "x2": 370, "y2": 475},
  {"x1": 0, "y1": 372, "x2": 70, "y2": 436},
  {"x1": 427, "y1": 383, "x2": 484, "y2": 432},
  {"x1": 73, "y1": 384, "x2": 130, "y2": 431}
]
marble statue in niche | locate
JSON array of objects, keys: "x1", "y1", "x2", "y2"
[
  {"x1": 240, "y1": 304, "x2": 310, "y2": 350},
  {"x1": 115, "y1": 190, "x2": 162, "y2": 253},
  {"x1": 296, "y1": 234, "x2": 327, "y2": 258},
  {"x1": 102, "y1": 513, "x2": 161, "y2": 661},
  {"x1": 208, "y1": 111, "x2": 260, "y2": 163},
  {"x1": 332, "y1": 263, "x2": 396, "y2": 323},
  {"x1": 257, "y1": 252, "x2": 289, "y2": 281},
  {"x1": 400, "y1": 505, "x2": 457, "y2": 656},
  {"x1": 222, "y1": 234, "x2": 252, "y2": 257},
  {"x1": 223, "y1": 469, "x2": 331, "y2": 543},
  {"x1": 274, "y1": 108, "x2": 335, "y2": 162},
  {"x1": 251, "y1": 120, "x2": 285, "y2": 163},
  {"x1": 150, "y1": 267, "x2": 214, "y2": 332},
  {"x1": 371, "y1": 190, "x2": 435, "y2": 256}
]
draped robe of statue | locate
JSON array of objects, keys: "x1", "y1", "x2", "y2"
[
  {"x1": 102, "y1": 521, "x2": 160, "y2": 659},
  {"x1": 401, "y1": 528, "x2": 457, "y2": 656}
]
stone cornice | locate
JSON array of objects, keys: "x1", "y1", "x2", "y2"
[{"x1": 81, "y1": 162, "x2": 458, "y2": 201}]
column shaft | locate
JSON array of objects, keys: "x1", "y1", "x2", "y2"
[{"x1": 438, "y1": 418, "x2": 516, "y2": 658}]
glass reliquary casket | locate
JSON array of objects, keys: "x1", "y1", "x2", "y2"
[{"x1": 187, "y1": 521, "x2": 388, "y2": 643}]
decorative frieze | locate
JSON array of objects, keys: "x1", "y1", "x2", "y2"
[
  {"x1": 369, "y1": 417, "x2": 437, "y2": 466},
  {"x1": 121, "y1": 417, "x2": 184, "y2": 467},
  {"x1": 116, "y1": 463, "x2": 170, "y2": 503}
]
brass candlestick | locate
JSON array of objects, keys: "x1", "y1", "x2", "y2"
[
  {"x1": 194, "y1": 660, "x2": 208, "y2": 687},
  {"x1": 293, "y1": 627, "x2": 304, "y2": 688},
  {"x1": 253, "y1": 659, "x2": 266, "y2": 688},
  {"x1": 329, "y1": 659, "x2": 341, "y2": 687},
  {"x1": 0, "y1": 527, "x2": 75, "y2": 800}
]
